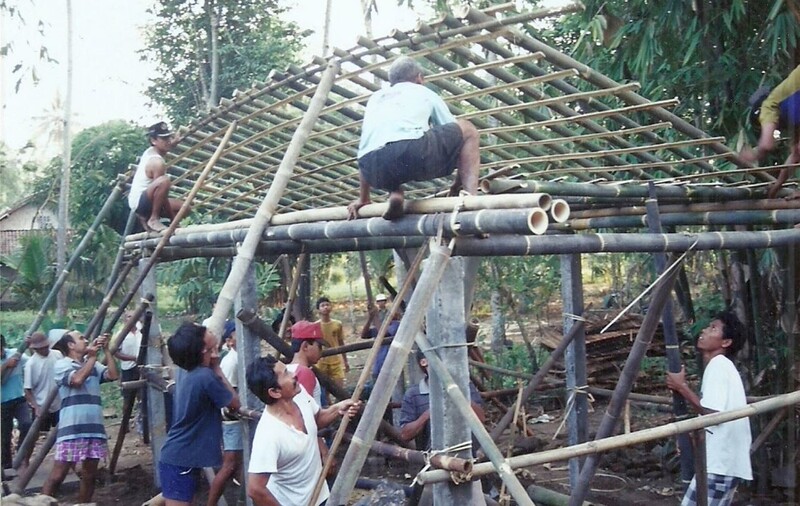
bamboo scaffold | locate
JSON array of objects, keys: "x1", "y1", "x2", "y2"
[{"x1": 417, "y1": 389, "x2": 800, "y2": 485}]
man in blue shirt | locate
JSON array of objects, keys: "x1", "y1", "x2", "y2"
[
  {"x1": 1, "y1": 334, "x2": 31, "y2": 474},
  {"x1": 348, "y1": 56, "x2": 481, "y2": 220}
]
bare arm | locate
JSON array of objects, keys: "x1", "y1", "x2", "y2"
[
  {"x1": 144, "y1": 156, "x2": 168, "y2": 180},
  {"x1": 25, "y1": 389, "x2": 40, "y2": 417},
  {"x1": 1, "y1": 355, "x2": 20, "y2": 383},
  {"x1": 212, "y1": 362, "x2": 241, "y2": 411},
  {"x1": 101, "y1": 337, "x2": 119, "y2": 381},
  {"x1": 399, "y1": 410, "x2": 430, "y2": 442},
  {"x1": 666, "y1": 366, "x2": 716, "y2": 416},
  {"x1": 247, "y1": 473, "x2": 280, "y2": 506},
  {"x1": 315, "y1": 399, "x2": 360, "y2": 429},
  {"x1": 70, "y1": 355, "x2": 99, "y2": 387}
]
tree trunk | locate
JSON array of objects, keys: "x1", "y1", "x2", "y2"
[{"x1": 56, "y1": 0, "x2": 74, "y2": 319}]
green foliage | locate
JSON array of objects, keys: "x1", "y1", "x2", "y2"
[
  {"x1": 544, "y1": 0, "x2": 799, "y2": 145},
  {"x1": 478, "y1": 257, "x2": 561, "y2": 319},
  {"x1": 69, "y1": 121, "x2": 146, "y2": 234},
  {"x1": 483, "y1": 342, "x2": 545, "y2": 390},
  {"x1": 1, "y1": 232, "x2": 54, "y2": 307},
  {"x1": 142, "y1": 0, "x2": 305, "y2": 125},
  {"x1": 0, "y1": 143, "x2": 41, "y2": 210}
]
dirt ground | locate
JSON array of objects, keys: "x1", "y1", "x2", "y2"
[{"x1": 7, "y1": 304, "x2": 792, "y2": 505}]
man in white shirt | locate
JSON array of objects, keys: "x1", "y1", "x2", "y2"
[
  {"x1": 114, "y1": 312, "x2": 142, "y2": 411},
  {"x1": 127, "y1": 122, "x2": 184, "y2": 232},
  {"x1": 348, "y1": 56, "x2": 480, "y2": 220},
  {"x1": 666, "y1": 310, "x2": 752, "y2": 506},
  {"x1": 23, "y1": 331, "x2": 63, "y2": 429},
  {"x1": 245, "y1": 356, "x2": 360, "y2": 506}
]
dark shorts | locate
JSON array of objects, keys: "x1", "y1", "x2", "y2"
[
  {"x1": 134, "y1": 192, "x2": 153, "y2": 218},
  {"x1": 358, "y1": 122, "x2": 464, "y2": 192},
  {"x1": 159, "y1": 461, "x2": 201, "y2": 502}
]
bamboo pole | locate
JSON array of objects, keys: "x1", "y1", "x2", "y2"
[
  {"x1": 314, "y1": 242, "x2": 429, "y2": 505},
  {"x1": 125, "y1": 193, "x2": 553, "y2": 242},
  {"x1": 126, "y1": 208, "x2": 550, "y2": 250},
  {"x1": 341, "y1": 433, "x2": 472, "y2": 472},
  {"x1": 482, "y1": 179, "x2": 765, "y2": 201},
  {"x1": 280, "y1": 253, "x2": 307, "y2": 339},
  {"x1": 236, "y1": 307, "x2": 294, "y2": 359},
  {"x1": 321, "y1": 337, "x2": 393, "y2": 357},
  {"x1": 205, "y1": 62, "x2": 340, "y2": 340},
  {"x1": 561, "y1": 209, "x2": 800, "y2": 230},
  {"x1": 109, "y1": 393, "x2": 136, "y2": 474},
  {"x1": 12, "y1": 386, "x2": 58, "y2": 470},
  {"x1": 751, "y1": 406, "x2": 788, "y2": 453},
  {"x1": 415, "y1": 332, "x2": 534, "y2": 506},
  {"x1": 570, "y1": 198, "x2": 800, "y2": 220},
  {"x1": 419, "y1": 389, "x2": 800, "y2": 485},
  {"x1": 10, "y1": 427, "x2": 57, "y2": 494},
  {"x1": 93, "y1": 122, "x2": 237, "y2": 348},
  {"x1": 327, "y1": 241, "x2": 448, "y2": 505},
  {"x1": 489, "y1": 320, "x2": 585, "y2": 441},
  {"x1": 549, "y1": 199, "x2": 570, "y2": 223},
  {"x1": 84, "y1": 260, "x2": 137, "y2": 341},
  {"x1": 569, "y1": 266, "x2": 680, "y2": 505},
  {"x1": 4, "y1": 174, "x2": 127, "y2": 369},
  {"x1": 108, "y1": 293, "x2": 155, "y2": 355}
]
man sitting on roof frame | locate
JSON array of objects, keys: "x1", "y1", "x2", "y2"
[{"x1": 348, "y1": 56, "x2": 481, "y2": 221}]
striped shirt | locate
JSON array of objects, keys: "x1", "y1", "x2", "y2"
[{"x1": 53, "y1": 357, "x2": 110, "y2": 443}]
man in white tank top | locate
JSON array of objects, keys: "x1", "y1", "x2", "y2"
[{"x1": 128, "y1": 122, "x2": 184, "y2": 232}]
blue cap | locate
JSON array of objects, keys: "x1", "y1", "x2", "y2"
[{"x1": 222, "y1": 320, "x2": 236, "y2": 341}]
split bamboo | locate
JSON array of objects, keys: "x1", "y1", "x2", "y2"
[
  {"x1": 205, "y1": 62, "x2": 339, "y2": 340},
  {"x1": 5, "y1": 174, "x2": 127, "y2": 369},
  {"x1": 417, "y1": 389, "x2": 800, "y2": 484}
]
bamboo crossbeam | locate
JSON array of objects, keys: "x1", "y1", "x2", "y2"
[
  {"x1": 126, "y1": 208, "x2": 549, "y2": 252},
  {"x1": 236, "y1": 307, "x2": 294, "y2": 359},
  {"x1": 4, "y1": 174, "x2": 127, "y2": 370},
  {"x1": 483, "y1": 180, "x2": 765, "y2": 201},
  {"x1": 560, "y1": 209, "x2": 800, "y2": 230},
  {"x1": 569, "y1": 198, "x2": 800, "y2": 220},
  {"x1": 146, "y1": 228, "x2": 800, "y2": 260},
  {"x1": 480, "y1": 122, "x2": 671, "y2": 151},
  {"x1": 321, "y1": 337, "x2": 394, "y2": 357},
  {"x1": 418, "y1": 389, "x2": 800, "y2": 484},
  {"x1": 341, "y1": 433, "x2": 472, "y2": 473},
  {"x1": 205, "y1": 62, "x2": 340, "y2": 340}
]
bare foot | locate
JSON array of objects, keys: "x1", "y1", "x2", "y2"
[
  {"x1": 146, "y1": 218, "x2": 167, "y2": 232},
  {"x1": 382, "y1": 195, "x2": 404, "y2": 220}
]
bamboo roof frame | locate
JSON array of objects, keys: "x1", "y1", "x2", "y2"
[{"x1": 128, "y1": 2, "x2": 799, "y2": 238}]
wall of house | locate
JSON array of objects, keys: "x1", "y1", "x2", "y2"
[{"x1": 0, "y1": 205, "x2": 58, "y2": 231}]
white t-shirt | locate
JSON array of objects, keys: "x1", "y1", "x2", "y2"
[
  {"x1": 248, "y1": 389, "x2": 327, "y2": 505},
  {"x1": 219, "y1": 348, "x2": 238, "y2": 388},
  {"x1": 700, "y1": 354, "x2": 752, "y2": 480},
  {"x1": 128, "y1": 146, "x2": 164, "y2": 209},
  {"x1": 23, "y1": 350, "x2": 63, "y2": 412},
  {"x1": 119, "y1": 330, "x2": 142, "y2": 371}
]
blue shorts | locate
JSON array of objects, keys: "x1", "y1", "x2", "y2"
[
  {"x1": 222, "y1": 422, "x2": 243, "y2": 452},
  {"x1": 159, "y1": 461, "x2": 201, "y2": 502}
]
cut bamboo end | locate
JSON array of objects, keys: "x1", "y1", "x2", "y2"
[
  {"x1": 550, "y1": 199, "x2": 570, "y2": 223},
  {"x1": 528, "y1": 208, "x2": 549, "y2": 235}
]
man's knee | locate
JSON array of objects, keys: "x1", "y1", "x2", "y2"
[
  {"x1": 152, "y1": 175, "x2": 171, "y2": 188},
  {"x1": 457, "y1": 119, "x2": 478, "y2": 139}
]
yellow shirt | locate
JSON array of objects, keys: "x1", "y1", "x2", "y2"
[{"x1": 317, "y1": 319, "x2": 344, "y2": 366}]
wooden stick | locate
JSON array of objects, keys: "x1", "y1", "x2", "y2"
[{"x1": 279, "y1": 253, "x2": 307, "y2": 339}]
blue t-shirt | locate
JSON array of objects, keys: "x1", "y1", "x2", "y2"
[
  {"x1": 358, "y1": 82, "x2": 457, "y2": 158},
  {"x1": 367, "y1": 320, "x2": 400, "y2": 378},
  {"x1": 160, "y1": 366, "x2": 233, "y2": 468},
  {"x1": 54, "y1": 357, "x2": 109, "y2": 442},
  {"x1": 1, "y1": 349, "x2": 27, "y2": 403}
]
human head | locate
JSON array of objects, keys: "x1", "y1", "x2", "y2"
[
  {"x1": 316, "y1": 296, "x2": 332, "y2": 316},
  {"x1": 271, "y1": 309, "x2": 296, "y2": 338},
  {"x1": 414, "y1": 348, "x2": 429, "y2": 376},
  {"x1": 290, "y1": 321, "x2": 324, "y2": 363},
  {"x1": 222, "y1": 320, "x2": 237, "y2": 350},
  {"x1": 246, "y1": 355, "x2": 299, "y2": 405},
  {"x1": 388, "y1": 56, "x2": 424, "y2": 86},
  {"x1": 27, "y1": 332, "x2": 51, "y2": 356},
  {"x1": 52, "y1": 330, "x2": 88, "y2": 359},
  {"x1": 168, "y1": 322, "x2": 217, "y2": 371},
  {"x1": 376, "y1": 293, "x2": 387, "y2": 308},
  {"x1": 712, "y1": 309, "x2": 745, "y2": 358}
]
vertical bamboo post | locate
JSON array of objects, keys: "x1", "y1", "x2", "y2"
[
  {"x1": 4, "y1": 174, "x2": 127, "y2": 371},
  {"x1": 645, "y1": 185, "x2": 694, "y2": 482},
  {"x1": 99, "y1": 122, "x2": 237, "y2": 344},
  {"x1": 561, "y1": 252, "x2": 587, "y2": 487},
  {"x1": 205, "y1": 61, "x2": 340, "y2": 341},
  {"x1": 279, "y1": 252, "x2": 308, "y2": 340},
  {"x1": 415, "y1": 332, "x2": 534, "y2": 506},
  {"x1": 425, "y1": 256, "x2": 477, "y2": 503},
  {"x1": 693, "y1": 429, "x2": 708, "y2": 506},
  {"x1": 569, "y1": 265, "x2": 680, "y2": 505},
  {"x1": 311, "y1": 244, "x2": 428, "y2": 505},
  {"x1": 488, "y1": 319, "x2": 585, "y2": 441},
  {"x1": 235, "y1": 262, "x2": 261, "y2": 506},
  {"x1": 327, "y1": 241, "x2": 451, "y2": 505}
]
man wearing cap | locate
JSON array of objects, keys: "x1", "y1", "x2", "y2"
[
  {"x1": 348, "y1": 56, "x2": 481, "y2": 221},
  {"x1": 23, "y1": 332, "x2": 63, "y2": 435},
  {"x1": 128, "y1": 121, "x2": 185, "y2": 232},
  {"x1": 1, "y1": 334, "x2": 32, "y2": 474},
  {"x1": 287, "y1": 321, "x2": 325, "y2": 405},
  {"x1": 208, "y1": 320, "x2": 244, "y2": 506}
]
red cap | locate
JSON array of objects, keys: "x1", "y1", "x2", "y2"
[{"x1": 291, "y1": 321, "x2": 324, "y2": 342}]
